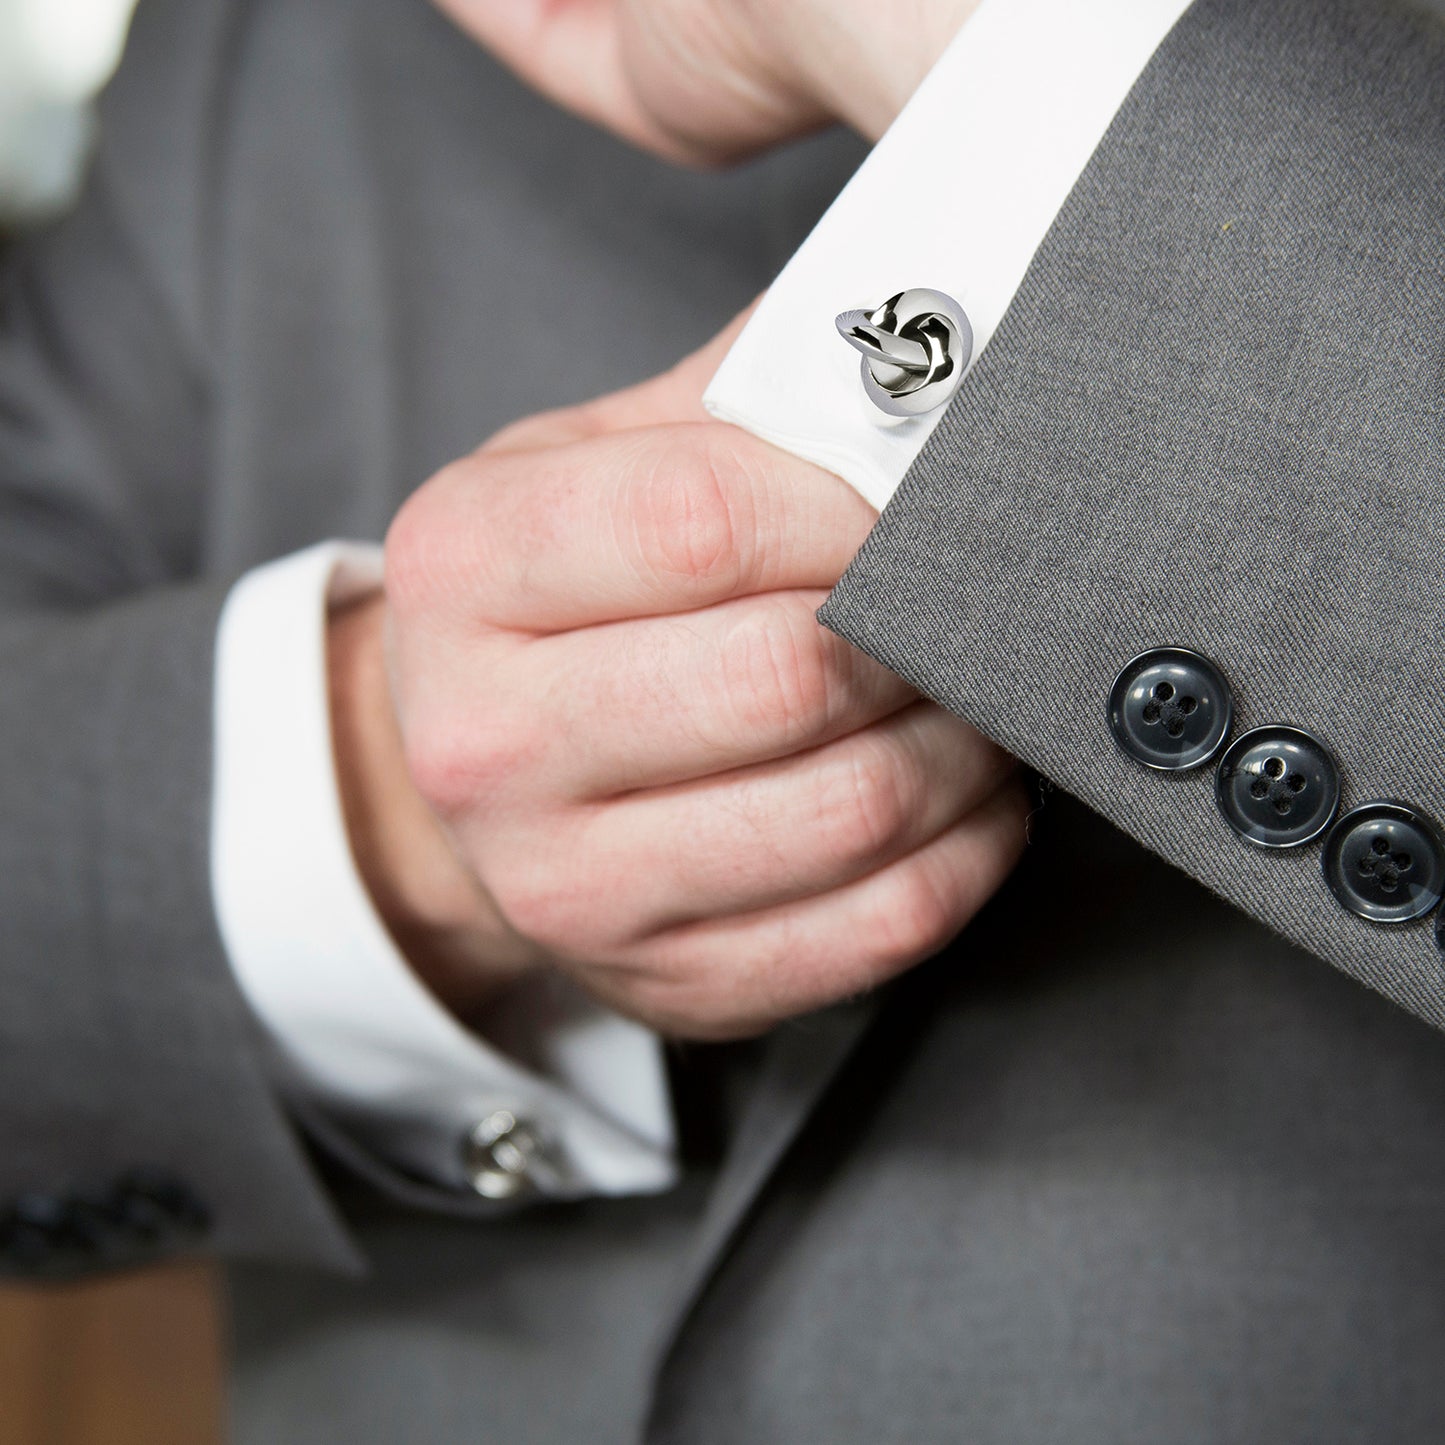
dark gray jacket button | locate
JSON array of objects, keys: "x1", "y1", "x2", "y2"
[
  {"x1": 1322, "y1": 802, "x2": 1445, "y2": 923},
  {"x1": 1108, "y1": 648, "x2": 1232, "y2": 771},
  {"x1": 0, "y1": 1193, "x2": 65, "y2": 1266},
  {"x1": 114, "y1": 1169, "x2": 211, "y2": 1237},
  {"x1": 1214, "y1": 726, "x2": 1340, "y2": 847}
]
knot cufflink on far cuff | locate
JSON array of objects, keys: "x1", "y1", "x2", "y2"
[
  {"x1": 835, "y1": 288, "x2": 972, "y2": 417},
  {"x1": 462, "y1": 1109, "x2": 572, "y2": 1200}
]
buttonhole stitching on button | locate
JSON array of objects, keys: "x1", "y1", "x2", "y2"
[
  {"x1": 1141, "y1": 683, "x2": 1199, "y2": 738},
  {"x1": 1358, "y1": 835, "x2": 1412, "y2": 892}
]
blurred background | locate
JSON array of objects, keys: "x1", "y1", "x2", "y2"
[
  {"x1": 0, "y1": 0, "x2": 135, "y2": 222},
  {"x1": 0, "y1": 9, "x2": 225, "y2": 1443}
]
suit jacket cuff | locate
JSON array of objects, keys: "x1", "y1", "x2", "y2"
[{"x1": 818, "y1": 0, "x2": 1445, "y2": 1034}]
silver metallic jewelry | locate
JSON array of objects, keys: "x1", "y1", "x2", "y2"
[{"x1": 835, "y1": 288, "x2": 973, "y2": 417}]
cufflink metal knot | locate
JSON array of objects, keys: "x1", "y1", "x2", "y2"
[
  {"x1": 462, "y1": 1109, "x2": 569, "y2": 1200},
  {"x1": 835, "y1": 288, "x2": 972, "y2": 417}
]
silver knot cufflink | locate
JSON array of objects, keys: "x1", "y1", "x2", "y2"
[{"x1": 835, "y1": 288, "x2": 972, "y2": 417}]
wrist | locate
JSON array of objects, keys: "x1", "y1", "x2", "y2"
[{"x1": 328, "y1": 593, "x2": 538, "y2": 1020}]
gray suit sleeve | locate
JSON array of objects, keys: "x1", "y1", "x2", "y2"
[
  {"x1": 820, "y1": 0, "x2": 1445, "y2": 1035},
  {"x1": 0, "y1": 6, "x2": 360, "y2": 1277}
]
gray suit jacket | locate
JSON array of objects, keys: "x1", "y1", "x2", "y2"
[{"x1": 2, "y1": 0, "x2": 1444, "y2": 1439}]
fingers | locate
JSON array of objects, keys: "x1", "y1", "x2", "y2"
[
  {"x1": 481, "y1": 306, "x2": 758, "y2": 454},
  {"x1": 532, "y1": 591, "x2": 915, "y2": 795},
  {"x1": 397, "y1": 592, "x2": 915, "y2": 812},
  {"x1": 601, "y1": 779, "x2": 1031, "y2": 1039},
  {"x1": 583, "y1": 703, "x2": 1016, "y2": 929},
  {"x1": 385, "y1": 422, "x2": 877, "y2": 633}
]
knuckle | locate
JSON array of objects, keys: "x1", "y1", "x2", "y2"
[
  {"x1": 402, "y1": 714, "x2": 519, "y2": 820},
  {"x1": 875, "y1": 862, "x2": 961, "y2": 966},
  {"x1": 489, "y1": 839, "x2": 631, "y2": 957},
  {"x1": 400, "y1": 718, "x2": 478, "y2": 819},
  {"x1": 383, "y1": 463, "x2": 474, "y2": 617},
  {"x1": 625, "y1": 967, "x2": 765, "y2": 1042},
  {"x1": 715, "y1": 599, "x2": 831, "y2": 743},
  {"x1": 629, "y1": 429, "x2": 750, "y2": 594},
  {"x1": 820, "y1": 743, "x2": 915, "y2": 870},
  {"x1": 382, "y1": 488, "x2": 438, "y2": 617},
  {"x1": 490, "y1": 866, "x2": 580, "y2": 952}
]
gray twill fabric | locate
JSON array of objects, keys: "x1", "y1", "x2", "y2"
[
  {"x1": 7, "y1": 0, "x2": 1445, "y2": 1439},
  {"x1": 0, "y1": 0, "x2": 865, "y2": 1435},
  {"x1": 821, "y1": 0, "x2": 1445, "y2": 1030},
  {"x1": 649, "y1": 795, "x2": 1445, "y2": 1443},
  {"x1": 0, "y1": 0, "x2": 858, "y2": 1251},
  {"x1": 646, "y1": 0, "x2": 1445, "y2": 1438}
]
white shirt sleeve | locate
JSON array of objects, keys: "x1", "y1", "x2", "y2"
[
  {"x1": 210, "y1": 543, "x2": 678, "y2": 1199},
  {"x1": 705, "y1": 0, "x2": 1196, "y2": 509},
  {"x1": 206, "y1": 0, "x2": 1191, "y2": 1207}
]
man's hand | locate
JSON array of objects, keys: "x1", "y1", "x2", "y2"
[
  {"x1": 334, "y1": 330, "x2": 1026, "y2": 1040},
  {"x1": 431, "y1": 0, "x2": 980, "y2": 163}
]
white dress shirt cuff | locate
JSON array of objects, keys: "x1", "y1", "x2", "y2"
[
  {"x1": 210, "y1": 542, "x2": 678, "y2": 1199},
  {"x1": 705, "y1": 0, "x2": 1194, "y2": 510}
]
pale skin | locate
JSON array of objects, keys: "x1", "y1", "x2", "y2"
[{"x1": 331, "y1": 0, "x2": 1017, "y2": 1041}]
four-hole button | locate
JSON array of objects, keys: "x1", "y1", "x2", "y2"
[
  {"x1": 1109, "y1": 649, "x2": 1445, "y2": 937},
  {"x1": 1108, "y1": 648, "x2": 1232, "y2": 772},
  {"x1": 1214, "y1": 726, "x2": 1340, "y2": 849},
  {"x1": 1322, "y1": 802, "x2": 1445, "y2": 925}
]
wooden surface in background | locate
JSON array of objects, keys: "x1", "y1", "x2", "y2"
[{"x1": 0, "y1": 1263, "x2": 224, "y2": 1445}]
